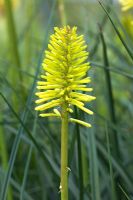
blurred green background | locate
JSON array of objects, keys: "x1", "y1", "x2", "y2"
[{"x1": 0, "y1": 0, "x2": 133, "y2": 199}]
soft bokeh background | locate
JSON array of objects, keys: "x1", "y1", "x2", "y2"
[{"x1": 0, "y1": 0, "x2": 133, "y2": 199}]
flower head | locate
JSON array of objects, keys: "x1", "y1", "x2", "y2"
[{"x1": 35, "y1": 26, "x2": 96, "y2": 127}]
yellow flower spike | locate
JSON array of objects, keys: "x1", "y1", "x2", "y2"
[
  {"x1": 35, "y1": 26, "x2": 96, "y2": 200},
  {"x1": 35, "y1": 26, "x2": 95, "y2": 126}
]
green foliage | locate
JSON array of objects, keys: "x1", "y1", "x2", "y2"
[{"x1": 0, "y1": 0, "x2": 133, "y2": 199}]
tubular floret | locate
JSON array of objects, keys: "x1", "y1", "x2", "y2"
[{"x1": 35, "y1": 26, "x2": 95, "y2": 127}]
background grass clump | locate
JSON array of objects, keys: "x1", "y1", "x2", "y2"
[{"x1": 0, "y1": 0, "x2": 133, "y2": 199}]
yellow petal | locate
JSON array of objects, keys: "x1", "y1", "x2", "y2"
[
  {"x1": 40, "y1": 113, "x2": 60, "y2": 117},
  {"x1": 67, "y1": 108, "x2": 73, "y2": 113},
  {"x1": 35, "y1": 99, "x2": 61, "y2": 111},
  {"x1": 53, "y1": 109, "x2": 61, "y2": 116},
  {"x1": 69, "y1": 118, "x2": 91, "y2": 128},
  {"x1": 71, "y1": 101, "x2": 93, "y2": 115}
]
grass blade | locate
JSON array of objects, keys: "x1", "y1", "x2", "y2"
[
  {"x1": 87, "y1": 125, "x2": 101, "y2": 200},
  {"x1": 74, "y1": 107, "x2": 84, "y2": 200},
  {"x1": 99, "y1": 25, "x2": 119, "y2": 157},
  {"x1": 0, "y1": 1, "x2": 57, "y2": 198},
  {"x1": 97, "y1": 140, "x2": 133, "y2": 192},
  {"x1": 118, "y1": 184, "x2": 131, "y2": 200},
  {"x1": 4, "y1": 0, "x2": 24, "y2": 95},
  {"x1": 99, "y1": 27, "x2": 121, "y2": 198},
  {"x1": 0, "y1": 116, "x2": 13, "y2": 200},
  {"x1": 105, "y1": 125, "x2": 116, "y2": 200},
  {"x1": 90, "y1": 61, "x2": 133, "y2": 80},
  {"x1": 20, "y1": 113, "x2": 38, "y2": 200},
  {"x1": 0, "y1": 168, "x2": 34, "y2": 200},
  {"x1": 90, "y1": 3, "x2": 111, "y2": 58},
  {"x1": 98, "y1": 1, "x2": 133, "y2": 61}
]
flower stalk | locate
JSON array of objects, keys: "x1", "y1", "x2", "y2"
[{"x1": 61, "y1": 103, "x2": 69, "y2": 200}]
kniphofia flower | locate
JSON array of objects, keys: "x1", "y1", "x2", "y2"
[{"x1": 35, "y1": 26, "x2": 96, "y2": 127}]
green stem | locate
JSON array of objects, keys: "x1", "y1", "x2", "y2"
[
  {"x1": 59, "y1": 7, "x2": 68, "y2": 199},
  {"x1": 61, "y1": 104, "x2": 69, "y2": 200}
]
